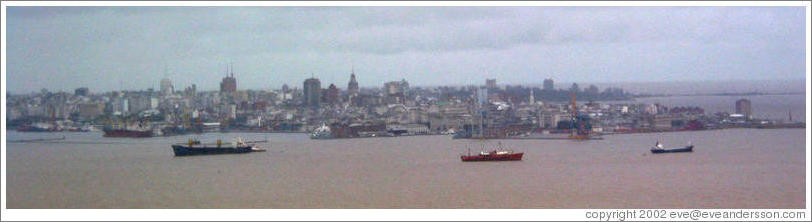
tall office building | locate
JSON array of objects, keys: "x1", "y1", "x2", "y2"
[
  {"x1": 543, "y1": 78, "x2": 554, "y2": 91},
  {"x1": 74, "y1": 87, "x2": 89, "y2": 96},
  {"x1": 736, "y1": 99, "x2": 752, "y2": 119},
  {"x1": 486, "y1": 79, "x2": 497, "y2": 89},
  {"x1": 325, "y1": 84, "x2": 340, "y2": 105},
  {"x1": 160, "y1": 78, "x2": 174, "y2": 95},
  {"x1": 303, "y1": 77, "x2": 321, "y2": 108}
]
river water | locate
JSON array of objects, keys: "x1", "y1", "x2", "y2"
[{"x1": 5, "y1": 127, "x2": 806, "y2": 208}]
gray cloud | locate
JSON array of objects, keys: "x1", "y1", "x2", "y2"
[{"x1": 5, "y1": 6, "x2": 806, "y2": 93}]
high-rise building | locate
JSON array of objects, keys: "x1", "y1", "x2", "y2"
[
  {"x1": 384, "y1": 79, "x2": 409, "y2": 95},
  {"x1": 74, "y1": 87, "x2": 89, "y2": 96},
  {"x1": 486, "y1": 79, "x2": 497, "y2": 89},
  {"x1": 736, "y1": 99, "x2": 752, "y2": 119},
  {"x1": 543, "y1": 78, "x2": 554, "y2": 91},
  {"x1": 570, "y1": 83, "x2": 580, "y2": 93},
  {"x1": 529, "y1": 88, "x2": 535, "y2": 105},
  {"x1": 160, "y1": 78, "x2": 174, "y2": 95},
  {"x1": 477, "y1": 86, "x2": 488, "y2": 107},
  {"x1": 325, "y1": 84, "x2": 340, "y2": 104},
  {"x1": 383, "y1": 79, "x2": 409, "y2": 104},
  {"x1": 303, "y1": 77, "x2": 321, "y2": 108},
  {"x1": 348, "y1": 69, "x2": 359, "y2": 95},
  {"x1": 184, "y1": 84, "x2": 197, "y2": 98},
  {"x1": 220, "y1": 65, "x2": 237, "y2": 94}
]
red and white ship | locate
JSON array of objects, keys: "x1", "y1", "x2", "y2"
[{"x1": 461, "y1": 143, "x2": 523, "y2": 162}]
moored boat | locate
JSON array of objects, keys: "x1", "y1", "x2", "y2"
[{"x1": 650, "y1": 141, "x2": 693, "y2": 154}]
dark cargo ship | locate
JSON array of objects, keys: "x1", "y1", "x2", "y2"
[
  {"x1": 171, "y1": 137, "x2": 265, "y2": 156},
  {"x1": 650, "y1": 141, "x2": 694, "y2": 154}
]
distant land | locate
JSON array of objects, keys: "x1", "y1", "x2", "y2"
[{"x1": 635, "y1": 91, "x2": 806, "y2": 98}]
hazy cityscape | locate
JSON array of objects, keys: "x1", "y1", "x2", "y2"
[
  {"x1": 2, "y1": 4, "x2": 809, "y2": 221},
  {"x1": 5, "y1": 72, "x2": 805, "y2": 138}
]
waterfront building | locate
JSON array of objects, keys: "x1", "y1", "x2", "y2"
[
  {"x1": 736, "y1": 99, "x2": 752, "y2": 119},
  {"x1": 303, "y1": 77, "x2": 321, "y2": 108},
  {"x1": 77, "y1": 103, "x2": 105, "y2": 120},
  {"x1": 120, "y1": 98, "x2": 129, "y2": 114}
]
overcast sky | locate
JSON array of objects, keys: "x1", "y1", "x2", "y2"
[{"x1": 5, "y1": 6, "x2": 807, "y2": 93}]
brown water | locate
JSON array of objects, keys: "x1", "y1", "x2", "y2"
[{"x1": 5, "y1": 128, "x2": 806, "y2": 208}]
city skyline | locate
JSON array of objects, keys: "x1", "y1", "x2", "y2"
[{"x1": 6, "y1": 7, "x2": 807, "y2": 93}]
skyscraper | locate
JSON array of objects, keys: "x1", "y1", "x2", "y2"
[
  {"x1": 736, "y1": 99, "x2": 752, "y2": 119},
  {"x1": 160, "y1": 78, "x2": 174, "y2": 95},
  {"x1": 543, "y1": 78, "x2": 554, "y2": 91},
  {"x1": 486, "y1": 79, "x2": 497, "y2": 89},
  {"x1": 303, "y1": 77, "x2": 321, "y2": 108},
  {"x1": 74, "y1": 87, "x2": 89, "y2": 96},
  {"x1": 325, "y1": 84, "x2": 340, "y2": 105}
]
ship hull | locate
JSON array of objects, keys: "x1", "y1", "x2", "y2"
[
  {"x1": 17, "y1": 127, "x2": 57, "y2": 132},
  {"x1": 651, "y1": 145, "x2": 693, "y2": 154},
  {"x1": 103, "y1": 129, "x2": 153, "y2": 138},
  {"x1": 461, "y1": 153, "x2": 523, "y2": 161},
  {"x1": 171, "y1": 145, "x2": 254, "y2": 156},
  {"x1": 310, "y1": 134, "x2": 334, "y2": 139}
]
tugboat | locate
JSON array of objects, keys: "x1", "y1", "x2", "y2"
[
  {"x1": 650, "y1": 141, "x2": 693, "y2": 154},
  {"x1": 461, "y1": 142, "x2": 523, "y2": 162},
  {"x1": 171, "y1": 137, "x2": 266, "y2": 156},
  {"x1": 310, "y1": 123, "x2": 333, "y2": 139}
]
